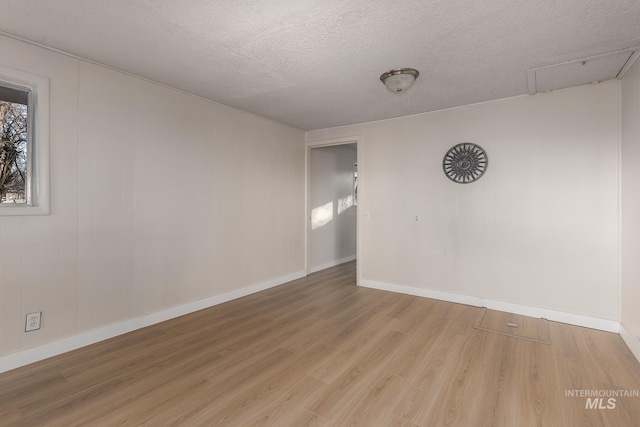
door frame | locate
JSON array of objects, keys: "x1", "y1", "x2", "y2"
[{"x1": 305, "y1": 135, "x2": 361, "y2": 281}]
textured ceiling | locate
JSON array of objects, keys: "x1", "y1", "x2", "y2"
[{"x1": 0, "y1": 0, "x2": 638, "y2": 130}]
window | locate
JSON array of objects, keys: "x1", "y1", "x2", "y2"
[
  {"x1": 353, "y1": 162, "x2": 358, "y2": 206},
  {"x1": 0, "y1": 66, "x2": 49, "y2": 215},
  {"x1": 0, "y1": 84, "x2": 30, "y2": 204}
]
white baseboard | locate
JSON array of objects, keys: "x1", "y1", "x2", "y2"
[
  {"x1": 0, "y1": 270, "x2": 306, "y2": 374},
  {"x1": 620, "y1": 324, "x2": 640, "y2": 363},
  {"x1": 310, "y1": 255, "x2": 356, "y2": 274},
  {"x1": 359, "y1": 279, "x2": 620, "y2": 333}
]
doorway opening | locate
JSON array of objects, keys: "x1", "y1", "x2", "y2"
[{"x1": 306, "y1": 137, "x2": 359, "y2": 279}]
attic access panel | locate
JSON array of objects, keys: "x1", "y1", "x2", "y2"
[{"x1": 527, "y1": 48, "x2": 639, "y2": 94}]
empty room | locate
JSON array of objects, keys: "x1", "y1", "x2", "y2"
[{"x1": 1, "y1": 1, "x2": 640, "y2": 426}]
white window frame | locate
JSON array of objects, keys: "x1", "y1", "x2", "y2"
[{"x1": 0, "y1": 65, "x2": 49, "y2": 216}]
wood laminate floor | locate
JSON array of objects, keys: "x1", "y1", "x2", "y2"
[{"x1": 1, "y1": 261, "x2": 640, "y2": 426}]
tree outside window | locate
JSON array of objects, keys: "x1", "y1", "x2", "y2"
[{"x1": 0, "y1": 86, "x2": 28, "y2": 204}]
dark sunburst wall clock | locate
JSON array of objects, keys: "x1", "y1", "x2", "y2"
[{"x1": 443, "y1": 143, "x2": 488, "y2": 184}]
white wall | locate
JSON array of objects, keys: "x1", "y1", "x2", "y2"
[
  {"x1": 307, "y1": 81, "x2": 620, "y2": 323},
  {"x1": 0, "y1": 35, "x2": 305, "y2": 363},
  {"x1": 309, "y1": 145, "x2": 357, "y2": 272},
  {"x1": 621, "y1": 57, "x2": 640, "y2": 359}
]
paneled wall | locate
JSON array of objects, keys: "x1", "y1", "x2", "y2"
[
  {"x1": 307, "y1": 81, "x2": 620, "y2": 321},
  {"x1": 621, "y1": 57, "x2": 640, "y2": 357},
  {"x1": 0, "y1": 35, "x2": 305, "y2": 358}
]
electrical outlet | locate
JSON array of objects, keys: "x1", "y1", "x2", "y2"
[
  {"x1": 414, "y1": 214, "x2": 420, "y2": 222},
  {"x1": 25, "y1": 312, "x2": 41, "y2": 332}
]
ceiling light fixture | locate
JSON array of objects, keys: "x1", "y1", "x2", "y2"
[{"x1": 380, "y1": 68, "x2": 419, "y2": 93}]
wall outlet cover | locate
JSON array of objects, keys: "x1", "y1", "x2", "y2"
[{"x1": 25, "y1": 312, "x2": 41, "y2": 332}]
